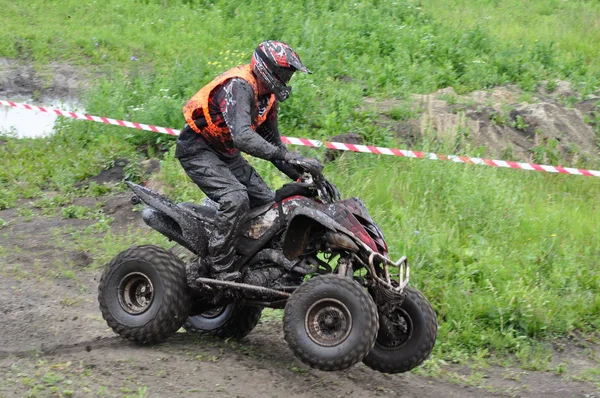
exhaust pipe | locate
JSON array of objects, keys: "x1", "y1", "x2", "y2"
[{"x1": 325, "y1": 232, "x2": 359, "y2": 252}]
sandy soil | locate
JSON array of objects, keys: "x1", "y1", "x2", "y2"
[{"x1": 0, "y1": 192, "x2": 599, "y2": 398}]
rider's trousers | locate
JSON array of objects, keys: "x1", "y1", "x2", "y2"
[{"x1": 178, "y1": 148, "x2": 275, "y2": 272}]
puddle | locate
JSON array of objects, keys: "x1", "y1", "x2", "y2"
[{"x1": 0, "y1": 97, "x2": 82, "y2": 138}]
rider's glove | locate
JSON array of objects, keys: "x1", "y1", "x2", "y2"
[
  {"x1": 284, "y1": 151, "x2": 304, "y2": 164},
  {"x1": 284, "y1": 151, "x2": 323, "y2": 172}
]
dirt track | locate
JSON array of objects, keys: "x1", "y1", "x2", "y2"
[{"x1": 0, "y1": 193, "x2": 598, "y2": 397}]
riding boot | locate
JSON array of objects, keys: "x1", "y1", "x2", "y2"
[
  {"x1": 201, "y1": 256, "x2": 241, "y2": 281},
  {"x1": 205, "y1": 189, "x2": 249, "y2": 281}
]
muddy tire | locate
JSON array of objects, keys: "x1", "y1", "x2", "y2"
[
  {"x1": 98, "y1": 245, "x2": 190, "y2": 344},
  {"x1": 363, "y1": 286, "x2": 437, "y2": 374},
  {"x1": 184, "y1": 303, "x2": 262, "y2": 339},
  {"x1": 283, "y1": 274, "x2": 379, "y2": 371}
]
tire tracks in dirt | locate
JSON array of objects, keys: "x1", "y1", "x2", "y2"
[{"x1": 0, "y1": 336, "x2": 122, "y2": 360}]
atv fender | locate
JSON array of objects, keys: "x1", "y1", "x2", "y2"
[
  {"x1": 127, "y1": 182, "x2": 210, "y2": 255},
  {"x1": 283, "y1": 208, "x2": 348, "y2": 259},
  {"x1": 127, "y1": 182, "x2": 213, "y2": 224}
]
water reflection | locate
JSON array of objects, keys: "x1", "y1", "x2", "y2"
[{"x1": 0, "y1": 98, "x2": 82, "y2": 138}]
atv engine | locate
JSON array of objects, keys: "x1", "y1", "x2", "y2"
[
  {"x1": 243, "y1": 267, "x2": 284, "y2": 287},
  {"x1": 243, "y1": 266, "x2": 303, "y2": 289}
]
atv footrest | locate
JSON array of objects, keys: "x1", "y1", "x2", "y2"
[{"x1": 195, "y1": 277, "x2": 291, "y2": 299}]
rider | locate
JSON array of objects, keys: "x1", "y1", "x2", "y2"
[{"x1": 176, "y1": 40, "x2": 320, "y2": 279}]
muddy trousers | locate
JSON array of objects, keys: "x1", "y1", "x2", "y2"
[{"x1": 178, "y1": 150, "x2": 275, "y2": 273}]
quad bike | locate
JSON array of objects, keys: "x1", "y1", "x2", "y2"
[{"x1": 98, "y1": 159, "x2": 437, "y2": 373}]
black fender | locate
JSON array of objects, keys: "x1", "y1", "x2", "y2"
[
  {"x1": 127, "y1": 182, "x2": 210, "y2": 256},
  {"x1": 127, "y1": 182, "x2": 214, "y2": 225},
  {"x1": 283, "y1": 208, "x2": 350, "y2": 259},
  {"x1": 141, "y1": 208, "x2": 204, "y2": 255}
]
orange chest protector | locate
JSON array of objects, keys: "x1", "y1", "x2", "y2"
[{"x1": 182, "y1": 64, "x2": 276, "y2": 139}]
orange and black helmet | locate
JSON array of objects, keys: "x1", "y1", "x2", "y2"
[{"x1": 251, "y1": 40, "x2": 311, "y2": 102}]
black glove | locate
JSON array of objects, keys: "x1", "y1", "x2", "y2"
[
  {"x1": 284, "y1": 151, "x2": 304, "y2": 164},
  {"x1": 284, "y1": 151, "x2": 323, "y2": 172}
]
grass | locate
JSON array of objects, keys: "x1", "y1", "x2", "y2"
[
  {"x1": 328, "y1": 155, "x2": 600, "y2": 359},
  {"x1": 420, "y1": 0, "x2": 600, "y2": 82},
  {"x1": 54, "y1": 222, "x2": 172, "y2": 268},
  {"x1": 4, "y1": 358, "x2": 148, "y2": 398},
  {"x1": 1, "y1": 0, "x2": 600, "y2": 369},
  {"x1": 0, "y1": 123, "x2": 137, "y2": 204}
]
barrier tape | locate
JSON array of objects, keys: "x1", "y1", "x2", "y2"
[{"x1": 2, "y1": 100, "x2": 600, "y2": 178}]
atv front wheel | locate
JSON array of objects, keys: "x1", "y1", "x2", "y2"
[
  {"x1": 98, "y1": 245, "x2": 190, "y2": 344},
  {"x1": 363, "y1": 286, "x2": 437, "y2": 373},
  {"x1": 283, "y1": 274, "x2": 379, "y2": 371},
  {"x1": 184, "y1": 303, "x2": 262, "y2": 339}
]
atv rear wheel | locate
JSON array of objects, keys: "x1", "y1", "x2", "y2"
[
  {"x1": 363, "y1": 286, "x2": 437, "y2": 373},
  {"x1": 283, "y1": 274, "x2": 379, "y2": 371},
  {"x1": 184, "y1": 303, "x2": 262, "y2": 339},
  {"x1": 98, "y1": 245, "x2": 190, "y2": 344}
]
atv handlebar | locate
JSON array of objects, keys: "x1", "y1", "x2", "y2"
[{"x1": 290, "y1": 158, "x2": 341, "y2": 203}]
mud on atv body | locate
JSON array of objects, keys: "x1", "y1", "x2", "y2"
[{"x1": 98, "y1": 161, "x2": 437, "y2": 373}]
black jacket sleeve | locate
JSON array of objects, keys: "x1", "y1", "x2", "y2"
[
  {"x1": 220, "y1": 79, "x2": 286, "y2": 161},
  {"x1": 256, "y1": 103, "x2": 303, "y2": 180}
]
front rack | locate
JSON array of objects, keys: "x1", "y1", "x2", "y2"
[{"x1": 367, "y1": 252, "x2": 410, "y2": 293}]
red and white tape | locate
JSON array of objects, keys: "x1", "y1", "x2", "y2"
[
  {"x1": 0, "y1": 100, "x2": 179, "y2": 136},
  {"x1": 2, "y1": 100, "x2": 599, "y2": 178}
]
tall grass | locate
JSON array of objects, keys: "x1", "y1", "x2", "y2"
[
  {"x1": 421, "y1": 0, "x2": 600, "y2": 82},
  {"x1": 331, "y1": 155, "x2": 600, "y2": 359},
  {"x1": 1, "y1": 0, "x2": 600, "y2": 365}
]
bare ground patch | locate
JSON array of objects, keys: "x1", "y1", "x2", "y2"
[
  {"x1": 0, "y1": 57, "x2": 92, "y2": 101},
  {"x1": 366, "y1": 83, "x2": 600, "y2": 166}
]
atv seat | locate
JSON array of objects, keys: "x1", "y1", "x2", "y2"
[
  {"x1": 177, "y1": 183, "x2": 314, "y2": 221},
  {"x1": 275, "y1": 182, "x2": 316, "y2": 202},
  {"x1": 178, "y1": 202, "x2": 217, "y2": 219},
  {"x1": 178, "y1": 200, "x2": 275, "y2": 220}
]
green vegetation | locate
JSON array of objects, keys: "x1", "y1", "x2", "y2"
[
  {"x1": 4, "y1": 359, "x2": 148, "y2": 397},
  {"x1": 1, "y1": 0, "x2": 600, "y2": 369},
  {"x1": 421, "y1": 0, "x2": 600, "y2": 84}
]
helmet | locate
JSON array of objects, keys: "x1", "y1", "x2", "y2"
[{"x1": 251, "y1": 40, "x2": 311, "y2": 102}]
